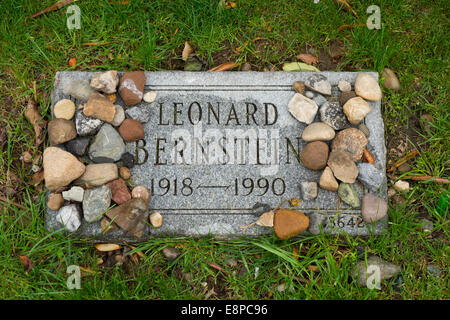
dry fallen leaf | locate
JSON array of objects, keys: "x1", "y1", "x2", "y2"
[
  {"x1": 337, "y1": 23, "x2": 366, "y2": 31},
  {"x1": 19, "y1": 255, "x2": 33, "y2": 272},
  {"x1": 292, "y1": 246, "x2": 299, "y2": 260},
  {"x1": 25, "y1": 0, "x2": 78, "y2": 23},
  {"x1": 94, "y1": 243, "x2": 121, "y2": 252},
  {"x1": 31, "y1": 169, "x2": 44, "y2": 186},
  {"x1": 256, "y1": 210, "x2": 274, "y2": 227},
  {"x1": 208, "y1": 62, "x2": 239, "y2": 72},
  {"x1": 68, "y1": 57, "x2": 76, "y2": 67},
  {"x1": 182, "y1": 41, "x2": 194, "y2": 61},
  {"x1": 25, "y1": 99, "x2": 47, "y2": 147},
  {"x1": 79, "y1": 266, "x2": 99, "y2": 275},
  {"x1": 362, "y1": 148, "x2": 375, "y2": 164},
  {"x1": 296, "y1": 53, "x2": 318, "y2": 65}
]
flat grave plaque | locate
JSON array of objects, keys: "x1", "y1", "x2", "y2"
[{"x1": 47, "y1": 71, "x2": 388, "y2": 241}]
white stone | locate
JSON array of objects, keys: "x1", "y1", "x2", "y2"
[
  {"x1": 90, "y1": 71, "x2": 119, "y2": 94},
  {"x1": 287, "y1": 93, "x2": 318, "y2": 125},
  {"x1": 305, "y1": 74, "x2": 331, "y2": 96},
  {"x1": 394, "y1": 180, "x2": 409, "y2": 193},
  {"x1": 143, "y1": 91, "x2": 157, "y2": 103},
  {"x1": 149, "y1": 211, "x2": 163, "y2": 228},
  {"x1": 111, "y1": 105, "x2": 125, "y2": 127},
  {"x1": 343, "y1": 97, "x2": 372, "y2": 125},
  {"x1": 354, "y1": 73, "x2": 382, "y2": 101},
  {"x1": 338, "y1": 80, "x2": 351, "y2": 92},
  {"x1": 56, "y1": 204, "x2": 81, "y2": 232},
  {"x1": 62, "y1": 186, "x2": 85, "y2": 202},
  {"x1": 302, "y1": 122, "x2": 335, "y2": 141}
]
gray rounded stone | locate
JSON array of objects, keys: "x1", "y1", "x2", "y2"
[
  {"x1": 305, "y1": 74, "x2": 331, "y2": 96},
  {"x1": 125, "y1": 106, "x2": 151, "y2": 123},
  {"x1": 352, "y1": 256, "x2": 400, "y2": 287},
  {"x1": 82, "y1": 185, "x2": 112, "y2": 223},
  {"x1": 357, "y1": 163, "x2": 384, "y2": 190},
  {"x1": 319, "y1": 102, "x2": 349, "y2": 130},
  {"x1": 88, "y1": 124, "x2": 126, "y2": 163},
  {"x1": 66, "y1": 136, "x2": 90, "y2": 156},
  {"x1": 64, "y1": 79, "x2": 95, "y2": 101},
  {"x1": 75, "y1": 110, "x2": 103, "y2": 136},
  {"x1": 312, "y1": 94, "x2": 327, "y2": 107},
  {"x1": 62, "y1": 186, "x2": 85, "y2": 202},
  {"x1": 300, "y1": 181, "x2": 318, "y2": 201}
]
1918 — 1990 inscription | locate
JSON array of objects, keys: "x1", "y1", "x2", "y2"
[{"x1": 48, "y1": 71, "x2": 388, "y2": 240}]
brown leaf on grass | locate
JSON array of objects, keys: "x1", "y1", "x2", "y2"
[
  {"x1": 68, "y1": 57, "x2": 76, "y2": 67},
  {"x1": 334, "y1": 0, "x2": 358, "y2": 18},
  {"x1": 337, "y1": 23, "x2": 366, "y2": 31},
  {"x1": 25, "y1": 0, "x2": 78, "y2": 23},
  {"x1": 79, "y1": 266, "x2": 99, "y2": 275},
  {"x1": 182, "y1": 41, "x2": 193, "y2": 61},
  {"x1": 0, "y1": 195, "x2": 27, "y2": 210},
  {"x1": 362, "y1": 148, "x2": 375, "y2": 164},
  {"x1": 82, "y1": 42, "x2": 108, "y2": 46},
  {"x1": 25, "y1": 99, "x2": 47, "y2": 147},
  {"x1": 292, "y1": 246, "x2": 299, "y2": 260},
  {"x1": 388, "y1": 150, "x2": 419, "y2": 172},
  {"x1": 94, "y1": 243, "x2": 121, "y2": 252},
  {"x1": 208, "y1": 62, "x2": 239, "y2": 72},
  {"x1": 403, "y1": 176, "x2": 450, "y2": 184},
  {"x1": 209, "y1": 263, "x2": 228, "y2": 275},
  {"x1": 296, "y1": 53, "x2": 318, "y2": 65},
  {"x1": 19, "y1": 255, "x2": 32, "y2": 272},
  {"x1": 31, "y1": 169, "x2": 44, "y2": 186}
]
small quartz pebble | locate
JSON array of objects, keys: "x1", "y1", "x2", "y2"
[
  {"x1": 300, "y1": 141, "x2": 329, "y2": 170},
  {"x1": 47, "y1": 193, "x2": 64, "y2": 211},
  {"x1": 300, "y1": 182, "x2": 318, "y2": 201},
  {"x1": 343, "y1": 97, "x2": 372, "y2": 125},
  {"x1": 48, "y1": 119, "x2": 77, "y2": 145},
  {"x1": 305, "y1": 74, "x2": 331, "y2": 96},
  {"x1": 319, "y1": 166, "x2": 339, "y2": 191},
  {"x1": 292, "y1": 81, "x2": 305, "y2": 94},
  {"x1": 338, "y1": 80, "x2": 351, "y2": 92},
  {"x1": 305, "y1": 91, "x2": 315, "y2": 99},
  {"x1": 62, "y1": 186, "x2": 84, "y2": 202},
  {"x1": 149, "y1": 211, "x2": 163, "y2": 228},
  {"x1": 143, "y1": 91, "x2": 157, "y2": 103},
  {"x1": 132, "y1": 185, "x2": 150, "y2": 202},
  {"x1": 302, "y1": 122, "x2": 335, "y2": 142},
  {"x1": 119, "y1": 119, "x2": 144, "y2": 142},
  {"x1": 54, "y1": 99, "x2": 76, "y2": 120},
  {"x1": 288, "y1": 93, "x2": 318, "y2": 125},
  {"x1": 354, "y1": 73, "x2": 382, "y2": 101},
  {"x1": 111, "y1": 105, "x2": 125, "y2": 127},
  {"x1": 119, "y1": 166, "x2": 131, "y2": 180},
  {"x1": 56, "y1": 204, "x2": 82, "y2": 232},
  {"x1": 361, "y1": 193, "x2": 388, "y2": 222},
  {"x1": 393, "y1": 180, "x2": 410, "y2": 193},
  {"x1": 90, "y1": 70, "x2": 119, "y2": 94}
]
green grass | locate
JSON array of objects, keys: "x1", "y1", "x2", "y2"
[{"x1": 0, "y1": 0, "x2": 448, "y2": 299}]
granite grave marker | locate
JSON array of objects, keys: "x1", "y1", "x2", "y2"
[{"x1": 47, "y1": 71, "x2": 388, "y2": 241}]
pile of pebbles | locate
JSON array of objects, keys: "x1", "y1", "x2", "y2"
[
  {"x1": 288, "y1": 73, "x2": 387, "y2": 223},
  {"x1": 45, "y1": 71, "x2": 162, "y2": 237}
]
